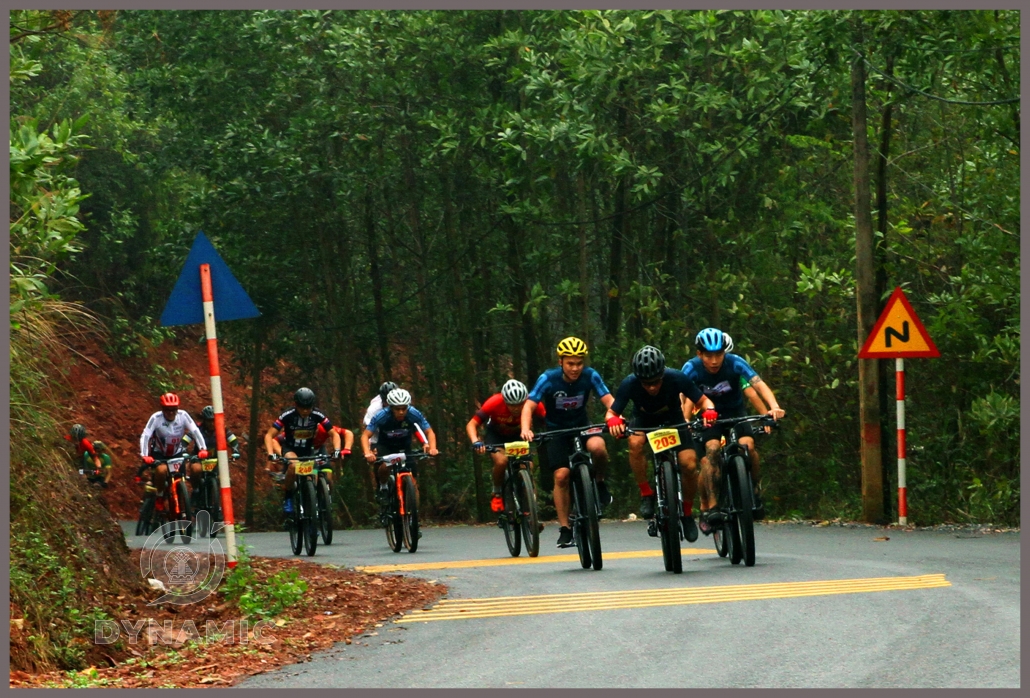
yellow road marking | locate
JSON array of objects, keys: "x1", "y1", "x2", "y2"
[
  {"x1": 396, "y1": 574, "x2": 950, "y2": 622},
  {"x1": 357, "y1": 548, "x2": 716, "y2": 573}
]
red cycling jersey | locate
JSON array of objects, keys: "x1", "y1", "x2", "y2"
[
  {"x1": 65, "y1": 434, "x2": 96, "y2": 458},
  {"x1": 473, "y1": 393, "x2": 546, "y2": 436}
]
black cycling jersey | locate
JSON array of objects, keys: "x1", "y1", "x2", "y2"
[
  {"x1": 273, "y1": 408, "x2": 333, "y2": 452},
  {"x1": 185, "y1": 422, "x2": 240, "y2": 455},
  {"x1": 610, "y1": 368, "x2": 704, "y2": 422}
]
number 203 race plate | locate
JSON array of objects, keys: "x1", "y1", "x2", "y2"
[{"x1": 646, "y1": 428, "x2": 681, "y2": 453}]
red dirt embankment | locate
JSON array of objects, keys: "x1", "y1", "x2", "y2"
[{"x1": 62, "y1": 334, "x2": 286, "y2": 520}]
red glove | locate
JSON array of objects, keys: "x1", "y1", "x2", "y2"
[
  {"x1": 341, "y1": 448, "x2": 351, "y2": 456},
  {"x1": 142, "y1": 456, "x2": 154, "y2": 465},
  {"x1": 702, "y1": 409, "x2": 718, "y2": 423},
  {"x1": 134, "y1": 476, "x2": 142, "y2": 484},
  {"x1": 606, "y1": 416, "x2": 625, "y2": 429},
  {"x1": 197, "y1": 449, "x2": 209, "y2": 459}
]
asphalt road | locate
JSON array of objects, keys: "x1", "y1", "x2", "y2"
[{"x1": 122, "y1": 520, "x2": 1020, "y2": 688}]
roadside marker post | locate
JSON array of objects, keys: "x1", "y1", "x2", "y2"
[
  {"x1": 858, "y1": 286, "x2": 939, "y2": 525},
  {"x1": 161, "y1": 232, "x2": 260, "y2": 567}
]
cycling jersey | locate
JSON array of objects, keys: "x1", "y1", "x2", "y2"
[
  {"x1": 366, "y1": 406, "x2": 431, "y2": 453},
  {"x1": 362, "y1": 396, "x2": 383, "y2": 428},
  {"x1": 473, "y1": 393, "x2": 546, "y2": 436},
  {"x1": 140, "y1": 410, "x2": 207, "y2": 458},
  {"x1": 610, "y1": 369, "x2": 704, "y2": 421},
  {"x1": 272, "y1": 408, "x2": 333, "y2": 452},
  {"x1": 528, "y1": 366, "x2": 611, "y2": 428},
  {"x1": 67, "y1": 435, "x2": 97, "y2": 459},
  {"x1": 681, "y1": 353, "x2": 759, "y2": 412},
  {"x1": 313, "y1": 424, "x2": 348, "y2": 449},
  {"x1": 185, "y1": 422, "x2": 240, "y2": 454}
]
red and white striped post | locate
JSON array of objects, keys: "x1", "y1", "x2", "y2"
[
  {"x1": 896, "y1": 358, "x2": 907, "y2": 526},
  {"x1": 200, "y1": 263, "x2": 237, "y2": 567}
]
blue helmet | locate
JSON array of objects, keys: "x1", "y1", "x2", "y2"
[{"x1": 695, "y1": 328, "x2": 727, "y2": 353}]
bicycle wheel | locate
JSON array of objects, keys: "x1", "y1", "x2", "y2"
[
  {"x1": 289, "y1": 487, "x2": 303, "y2": 555},
  {"x1": 208, "y1": 477, "x2": 222, "y2": 539},
  {"x1": 713, "y1": 523, "x2": 729, "y2": 557},
  {"x1": 502, "y1": 476, "x2": 522, "y2": 557},
  {"x1": 723, "y1": 466, "x2": 743, "y2": 565},
  {"x1": 401, "y1": 476, "x2": 420, "y2": 553},
  {"x1": 318, "y1": 477, "x2": 334, "y2": 545},
  {"x1": 518, "y1": 469, "x2": 540, "y2": 558},
  {"x1": 302, "y1": 478, "x2": 318, "y2": 556},
  {"x1": 136, "y1": 495, "x2": 153, "y2": 536},
  {"x1": 571, "y1": 470, "x2": 592, "y2": 569},
  {"x1": 578, "y1": 465, "x2": 603, "y2": 571},
  {"x1": 659, "y1": 458, "x2": 683, "y2": 574},
  {"x1": 731, "y1": 455, "x2": 755, "y2": 567},
  {"x1": 176, "y1": 479, "x2": 193, "y2": 544},
  {"x1": 385, "y1": 477, "x2": 403, "y2": 553}
]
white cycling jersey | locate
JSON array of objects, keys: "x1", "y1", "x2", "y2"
[
  {"x1": 139, "y1": 410, "x2": 206, "y2": 458},
  {"x1": 363, "y1": 396, "x2": 383, "y2": 446}
]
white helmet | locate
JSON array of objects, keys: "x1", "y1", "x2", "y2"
[
  {"x1": 386, "y1": 388, "x2": 412, "y2": 407},
  {"x1": 500, "y1": 379, "x2": 529, "y2": 405},
  {"x1": 723, "y1": 332, "x2": 734, "y2": 353}
]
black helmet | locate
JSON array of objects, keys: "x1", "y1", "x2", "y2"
[
  {"x1": 294, "y1": 387, "x2": 316, "y2": 408},
  {"x1": 379, "y1": 381, "x2": 398, "y2": 403},
  {"x1": 70, "y1": 424, "x2": 86, "y2": 441},
  {"x1": 632, "y1": 345, "x2": 666, "y2": 381},
  {"x1": 201, "y1": 405, "x2": 215, "y2": 420}
]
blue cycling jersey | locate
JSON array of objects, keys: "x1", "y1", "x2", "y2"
[
  {"x1": 365, "y1": 406, "x2": 432, "y2": 441},
  {"x1": 681, "y1": 353, "x2": 759, "y2": 412},
  {"x1": 528, "y1": 366, "x2": 611, "y2": 428}
]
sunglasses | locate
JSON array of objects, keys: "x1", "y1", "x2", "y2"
[{"x1": 640, "y1": 378, "x2": 662, "y2": 388}]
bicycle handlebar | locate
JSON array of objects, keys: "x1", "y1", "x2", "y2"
[
  {"x1": 623, "y1": 421, "x2": 690, "y2": 436},
  {"x1": 373, "y1": 451, "x2": 431, "y2": 466},
  {"x1": 531, "y1": 423, "x2": 608, "y2": 442},
  {"x1": 686, "y1": 413, "x2": 782, "y2": 432}
]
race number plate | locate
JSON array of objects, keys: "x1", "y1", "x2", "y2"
[
  {"x1": 295, "y1": 463, "x2": 314, "y2": 476},
  {"x1": 647, "y1": 428, "x2": 682, "y2": 454},
  {"x1": 202, "y1": 458, "x2": 218, "y2": 471},
  {"x1": 504, "y1": 441, "x2": 531, "y2": 457}
]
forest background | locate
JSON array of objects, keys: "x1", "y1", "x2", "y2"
[{"x1": 10, "y1": 9, "x2": 1020, "y2": 536}]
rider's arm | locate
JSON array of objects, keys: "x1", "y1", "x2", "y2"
[
  {"x1": 361, "y1": 427, "x2": 374, "y2": 459},
  {"x1": 749, "y1": 376, "x2": 784, "y2": 418},
  {"x1": 184, "y1": 413, "x2": 207, "y2": 452},
  {"x1": 264, "y1": 426, "x2": 281, "y2": 456},
  {"x1": 139, "y1": 413, "x2": 158, "y2": 458},
  {"x1": 599, "y1": 392, "x2": 615, "y2": 410},
  {"x1": 342, "y1": 428, "x2": 354, "y2": 451},
  {"x1": 465, "y1": 416, "x2": 482, "y2": 445},
  {"x1": 520, "y1": 399, "x2": 539, "y2": 438},
  {"x1": 426, "y1": 427, "x2": 438, "y2": 452},
  {"x1": 330, "y1": 427, "x2": 342, "y2": 452},
  {"x1": 743, "y1": 382, "x2": 768, "y2": 414}
]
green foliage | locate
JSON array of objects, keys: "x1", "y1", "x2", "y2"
[{"x1": 220, "y1": 540, "x2": 308, "y2": 620}]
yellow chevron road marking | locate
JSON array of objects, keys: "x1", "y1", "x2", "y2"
[
  {"x1": 396, "y1": 574, "x2": 950, "y2": 622},
  {"x1": 357, "y1": 548, "x2": 716, "y2": 573}
]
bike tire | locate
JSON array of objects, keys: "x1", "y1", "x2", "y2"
[
  {"x1": 385, "y1": 477, "x2": 403, "y2": 553},
  {"x1": 176, "y1": 479, "x2": 193, "y2": 544},
  {"x1": 136, "y1": 495, "x2": 153, "y2": 536},
  {"x1": 732, "y1": 455, "x2": 755, "y2": 567},
  {"x1": 208, "y1": 477, "x2": 222, "y2": 539},
  {"x1": 518, "y1": 469, "x2": 540, "y2": 558},
  {"x1": 713, "y1": 524, "x2": 729, "y2": 557},
  {"x1": 571, "y1": 469, "x2": 592, "y2": 569},
  {"x1": 303, "y1": 478, "x2": 318, "y2": 556},
  {"x1": 289, "y1": 487, "x2": 303, "y2": 555},
  {"x1": 724, "y1": 466, "x2": 743, "y2": 565},
  {"x1": 318, "y1": 477, "x2": 334, "y2": 545},
  {"x1": 578, "y1": 464, "x2": 603, "y2": 571},
  {"x1": 401, "y1": 476, "x2": 420, "y2": 553},
  {"x1": 660, "y1": 457, "x2": 683, "y2": 574},
  {"x1": 502, "y1": 476, "x2": 522, "y2": 557}
]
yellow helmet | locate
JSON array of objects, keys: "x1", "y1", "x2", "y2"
[{"x1": 556, "y1": 336, "x2": 588, "y2": 357}]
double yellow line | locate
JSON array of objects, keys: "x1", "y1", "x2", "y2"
[
  {"x1": 397, "y1": 574, "x2": 950, "y2": 622},
  {"x1": 358, "y1": 548, "x2": 715, "y2": 574}
]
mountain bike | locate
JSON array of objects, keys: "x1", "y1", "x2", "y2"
[
  {"x1": 315, "y1": 451, "x2": 335, "y2": 545},
  {"x1": 141, "y1": 455, "x2": 195, "y2": 545},
  {"x1": 535, "y1": 424, "x2": 607, "y2": 571},
  {"x1": 625, "y1": 423, "x2": 690, "y2": 574},
  {"x1": 485, "y1": 440, "x2": 541, "y2": 558},
  {"x1": 690, "y1": 414, "x2": 779, "y2": 567},
  {"x1": 135, "y1": 480, "x2": 159, "y2": 536},
  {"x1": 375, "y1": 451, "x2": 429, "y2": 553},
  {"x1": 270, "y1": 453, "x2": 330, "y2": 556},
  {"x1": 191, "y1": 455, "x2": 234, "y2": 539}
]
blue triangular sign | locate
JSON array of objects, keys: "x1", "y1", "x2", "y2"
[{"x1": 159, "y1": 231, "x2": 260, "y2": 326}]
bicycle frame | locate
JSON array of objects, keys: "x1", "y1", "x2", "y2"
[{"x1": 377, "y1": 452, "x2": 428, "y2": 516}]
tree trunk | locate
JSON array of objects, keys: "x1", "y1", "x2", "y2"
[
  {"x1": 506, "y1": 217, "x2": 540, "y2": 381},
  {"x1": 851, "y1": 33, "x2": 884, "y2": 524},
  {"x1": 244, "y1": 322, "x2": 265, "y2": 526},
  {"x1": 606, "y1": 175, "x2": 625, "y2": 343},
  {"x1": 576, "y1": 170, "x2": 590, "y2": 344},
  {"x1": 364, "y1": 188, "x2": 392, "y2": 379}
]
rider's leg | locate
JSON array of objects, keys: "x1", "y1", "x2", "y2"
[
  {"x1": 701, "y1": 439, "x2": 722, "y2": 511},
  {"x1": 678, "y1": 448, "x2": 698, "y2": 517},
  {"x1": 739, "y1": 435, "x2": 759, "y2": 483},
  {"x1": 586, "y1": 436, "x2": 609, "y2": 481},
  {"x1": 283, "y1": 451, "x2": 298, "y2": 492},
  {"x1": 627, "y1": 434, "x2": 651, "y2": 494},
  {"x1": 187, "y1": 460, "x2": 203, "y2": 493},
  {"x1": 490, "y1": 452, "x2": 507, "y2": 493},
  {"x1": 553, "y1": 467, "x2": 572, "y2": 528},
  {"x1": 153, "y1": 463, "x2": 169, "y2": 493}
]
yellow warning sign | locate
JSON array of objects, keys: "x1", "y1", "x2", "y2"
[{"x1": 859, "y1": 287, "x2": 940, "y2": 359}]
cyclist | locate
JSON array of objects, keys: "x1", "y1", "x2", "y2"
[
  {"x1": 66, "y1": 424, "x2": 107, "y2": 486},
  {"x1": 363, "y1": 381, "x2": 399, "y2": 450},
  {"x1": 138, "y1": 392, "x2": 208, "y2": 502},
  {"x1": 91, "y1": 441, "x2": 115, "y2": 487},
  {"x1": 466, "y1": 379, "x2": 546, "y2": 513},
  {"x1": 521, "y1": 336, "x2": 615, "y2": 549},
  {"x1": 681, "y1": 328, "x2": 785, "y2": 532},
  {"x1": 263, "y1": 388, "x2": 341, "y2": 514},
  {"x1": 363, "y1": 388, "x2": 439, "y2": 498},
  {"x1": 723, "y1": 333, "x2": 769, "y2": 417},
  {"x1": 315, "y1": 424, "x2": 354, "y2": 483},
  {"x1": 183, "y1": 405, "x2": 241, "y2": 492},
  {"x1": 605, "y1": 345, "x2": 715, "y2": 542}
]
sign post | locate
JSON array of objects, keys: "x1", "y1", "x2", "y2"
[
  {"x1": 858, "y1": 286, "x2": 939, "y2": 525},
  {"x1": 161, "y1": 232, "x2": 260, "y2": 568}
]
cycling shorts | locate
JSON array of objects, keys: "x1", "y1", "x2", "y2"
[{"x1": 541, "y1": 419, "x2": 603, "y2": 474}]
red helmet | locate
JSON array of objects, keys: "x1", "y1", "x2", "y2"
[{"x1": 159, "y1": 392, "x2": 180, "y2": 408}]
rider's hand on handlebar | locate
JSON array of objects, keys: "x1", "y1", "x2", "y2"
[
  {"x1": 197, "y1": 449, "x2": 209, "y2": 460},
  {"x1": 606, "y1": 415, "x2": 627, "y2": 439},
  {"x1": 364, "y1": 451, "x2": 376, "y2": 463},
  {"x1": 428, "y1": 447, "x2": 439, "y2": 458},
  {"x1": 142, "y1": 455, "x2": 154, "y2": 465},
  {"x1": 521, "y1": 428, "x2": 534, "y2": 442},
  {"x1": 767, "y1": 407, "x2": 785, "y2": 420},
  {"x1": 702, "y1": 409, "x2": 718, "y2": 427},
  {"x1": 472, "y1": 440, "x2": 485, "y2": 454}
]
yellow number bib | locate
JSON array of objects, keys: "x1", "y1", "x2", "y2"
[
  {"x1": 202, "y1": 458, "x2": 218, "y2": 471},
  {"x1": 504, "y1": 441, "x2": 531, "y2": 457},
  {"x1": 646, "y1": 428, "x2": 681, "y2": 454},
  {"x1": 295, "y1": 462, "x2": 314, "y2": 476}
]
